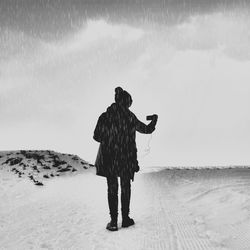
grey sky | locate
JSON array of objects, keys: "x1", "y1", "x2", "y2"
[
  {"x1": 1, "y1": 0, "x2": 250, "y2": 166},
  {"x1": 1, "y1": 0, "x2": 249, "y2": 38}
]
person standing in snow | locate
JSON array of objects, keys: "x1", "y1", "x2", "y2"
[{"x1": 93, "y1": 87, "x2": 158, "y2": 231}]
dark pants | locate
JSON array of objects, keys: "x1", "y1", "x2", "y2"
[{"x1": 107, "y1": 176, "x2": 131, "y2": 221}]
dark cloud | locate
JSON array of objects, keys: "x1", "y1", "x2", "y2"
[{"x1": 0, "y1": 0, "x2": 249, "y2": 40}]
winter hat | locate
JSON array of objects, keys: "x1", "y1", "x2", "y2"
[{"x1": 115, "y1": 87, "x2": 132, "y2": 108}]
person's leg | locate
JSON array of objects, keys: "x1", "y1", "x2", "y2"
[
  {"x1": 106, "y1": 176, "x2": 118, "y2": 231},
  {"x1": 120, "y1": 176, "x2": 135, "y2": 227},
  {"x1": 120, "y1": 175, "x2": 131, "y2": 218}
]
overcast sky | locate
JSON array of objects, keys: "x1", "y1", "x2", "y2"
[{"x1": 1, "y1": 0, "x2": 250, "y2": 167}]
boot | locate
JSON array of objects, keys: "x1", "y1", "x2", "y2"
[
  {"x1": 122, "y1": 216, "x2": 135, "y2": 228},
  {"x1": 107, "y1": 195, "x2": 118, "y2": 230},
  {"x1": 107, "y1": 177, "x2": 118, "y2": 231},
  {"x1": 121, "y1": 177, "x2": 134, "y2": 228},
  {"x1": 106, "y1": 218, "x2": 118, "y2": 231}
]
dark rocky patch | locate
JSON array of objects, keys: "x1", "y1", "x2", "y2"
[
  {"x1": 72, "y1": 156, "x2": 79, "y2": 161},
  {"x1": 34, "y1": 181, "x2": 43, "y2": 186},
  {"x1": 32, "y1": 166, "x2": 38, "y2": 171},
  {"x1": 3, "y1": 157, "x2": 23, "y2": 166},
  {"x1": 52, "y1": 159, "x2": 66, "y2": 168},
  {"x1": 57, "y1": 167, "x2": 71, "y2": 173},
  {"x1": 1, "y1": 150, "x2": 93, "y2": 186}
]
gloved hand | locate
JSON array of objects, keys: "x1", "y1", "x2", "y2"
[
  {"x1": 152, "y1": 114, "x2": 158, "y2": 121},
  {"x1": 147, "y1": 114, "x2": 158, "y2": 121}
]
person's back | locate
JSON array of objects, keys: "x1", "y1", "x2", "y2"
[{"x1": 93, "y1": 86, "x2": 158, "y2": 231}]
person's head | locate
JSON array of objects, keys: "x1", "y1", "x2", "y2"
[{"x1": 115, "y1": 87, "x2": 132, "y2": 108}]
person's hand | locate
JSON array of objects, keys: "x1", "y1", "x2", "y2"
[{"x1": 152, "y1": 114, "x2": 158, "y2": 121}]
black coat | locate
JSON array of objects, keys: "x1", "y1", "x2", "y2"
[{"x1": 93, "y1": 103, "x2": 156, "y2": 181}]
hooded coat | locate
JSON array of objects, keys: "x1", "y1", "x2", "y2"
[{"x1": 93, "y1": 102, "x2": 157, "y2": 181}]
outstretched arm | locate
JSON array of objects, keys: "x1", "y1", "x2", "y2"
[{"x1": 135, "y1": 115, "x2": 158, "y2": 134}]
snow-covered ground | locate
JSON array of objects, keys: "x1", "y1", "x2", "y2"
[{"x1": 1, "y1": 152, "x2": 250, "y2": 249}]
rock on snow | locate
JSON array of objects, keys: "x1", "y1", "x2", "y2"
[{"x1": 0, "y1": 150, "x2": 93, "y2": 186}]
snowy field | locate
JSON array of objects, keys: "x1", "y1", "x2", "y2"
[{"x1": 1, "y1": 154, "x2": 250, "y2": 249}]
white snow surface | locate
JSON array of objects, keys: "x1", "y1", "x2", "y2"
[{"x1": 1, "y1": 154, "x2": 250, "y2": 249}]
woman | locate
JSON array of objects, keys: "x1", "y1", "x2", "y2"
[{"x1": 93, "y1": 87, "x2": 158, "y2": 231}]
